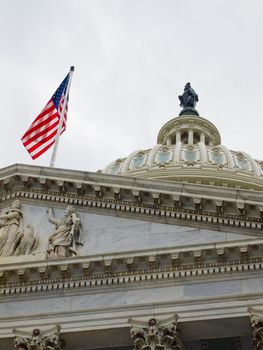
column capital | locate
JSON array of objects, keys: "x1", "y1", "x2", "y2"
[
  {"x1": 13, "y1": 325, "x2": 64, "y2": 350},
  {"x1": 130, "y1": 315, "x2": 185, "y2": 350}
]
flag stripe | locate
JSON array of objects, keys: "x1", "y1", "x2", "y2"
[
  {"x1": 25, "y1": 121, "x2": 65, "y2": 154},
  {"x1": 31, "y1": 128, "x2": 65, "y2": 160},
  {"x1": 22, "y1": 102, "x2": 55, "y2": 138},
  {"x1": 22, "y1": 113, "x2": 59, "y2": 145},
  {"x1": 23, "y1": 107, "x2": 57, "y2": 135},
  {"x1": 31, "y1": 140, "x2": 56, "y2": 160},
  {"x1": 26, "y1": 129, "x2": 58, "y2": 154},
  {"x1": 21, "y1": 72, "x2": 70, "y2": 160}
]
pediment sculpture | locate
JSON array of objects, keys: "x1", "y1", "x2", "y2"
[
  {"x1": 0, "y1": 199, "x2": 38, "y2": 257},
  {"x1": 130, "y1": 316, "x2": 185, "y2": 350},
  {"x1": 46, "y1": 205, "x2": 82, "y2": 259},
  {"x1": 13, "y1": 325, "x2": 64, "y2": 350}
]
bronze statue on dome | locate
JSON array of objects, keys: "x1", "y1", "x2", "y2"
[{"x1": 178, "y1": 82, "x2": 199, "y2": 116}]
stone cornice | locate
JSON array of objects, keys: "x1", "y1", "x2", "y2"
[
  {"x1": 1, "y1": 238, "x2": 263, "y2": 295},
  {"x1": 1, "y1": 164, "x2": 263, "y2": 233}
]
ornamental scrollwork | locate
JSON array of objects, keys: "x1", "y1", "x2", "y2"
[
  {"x1": 13, "y1": 325, "x2": 64, "y2": 350},
  {"x1": 250, "y1": 310, "x2": 263, "y2": 350},
  {"x1": 130, "y1": 316, "x2": 185, "y2": 350}
]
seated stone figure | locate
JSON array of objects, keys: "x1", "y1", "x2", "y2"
[{"x1": 0, "y1": 200, "x2": 38, "y2": 257}]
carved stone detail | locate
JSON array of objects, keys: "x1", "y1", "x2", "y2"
[
  {"x1": 130, "y1": 316, "x2": 185, "y2": 350},
  {"x1": 82, "y1": 262, "x2": 90, "y2": 275},
  {"x1": 13, "y1": 325, "x2": 64, "y2": 350},
  {"x1": 46, "y1": 206, "x2": 82, "y2": 259},
  {"x1": 0, "y1": 200, "x2": 39, "y2": 257},
  {"x1": 250, "y1": 311, "x2": 263, "y2": 350}
]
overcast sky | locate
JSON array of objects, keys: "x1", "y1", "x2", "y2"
[{"x1": 1, "y1": 0, "x2": 263, "y2": 173}]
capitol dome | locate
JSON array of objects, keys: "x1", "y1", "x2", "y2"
[{"x1": 103, "y1": 84, "x2": 263, "y2": 191}]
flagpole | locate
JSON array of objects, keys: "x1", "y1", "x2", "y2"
[{"x1": 49, "y1": 66, "x2": 75, "y2": 168}]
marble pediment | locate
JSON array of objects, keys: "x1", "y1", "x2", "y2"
[
  {"x1": 0, "y1": 163, "x2": 262, "y2": 272},
  {"x1": 0, "y1": 199, "x2": 263, "y2": 299},
  {"x1": 0, "y1": 200, "x2": 259, "y2": 260},
  {"x1": 0, "y1": 164, "x2": 263, "y2": 239}
]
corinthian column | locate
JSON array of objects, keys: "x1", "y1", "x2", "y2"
[
  {"x1": 13, "y1": 325, "x2": 64, "y2": 350},
  {"x1": 130, "y1": 315, "x2": 185, "y2": 350},
  {"x1": 249, "y1": 309, "x2": 263, "y2": 350}
]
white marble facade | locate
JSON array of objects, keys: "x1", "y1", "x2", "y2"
[
  {"x1": 0, "y1": 199, "x2": 260, "y2": 350},
  {"x1": 0, "y1": 202, "x2": 256, "y2": 258},
  {"x1": 1, "y1": 104, "x2": 262, "y2": 349}
]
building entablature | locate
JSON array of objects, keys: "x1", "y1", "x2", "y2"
[
  {"x1": 1, "y1": 237, "x2": 263, "y2": 296},
  {"x1": 1, "y1": 164, "x2": 263, "y2": 233}
]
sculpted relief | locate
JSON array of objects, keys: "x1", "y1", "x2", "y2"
[
  {"x1": 130, "y1": 316, "x2": 185, "y2": 350},
  {"x1": 13, "y1": 325, "x2": 64, "y2": 350},
  {"x1": 46, "y1": 205, "x2": 82, "y2": 259},
  {"x1": 250, "y1": 310, "x2": 263, "y2": 350},
  {"x1": 0, "y1": 200, "x2": 38, "y2": 257},
  {"x1": 0, "y1": 200, "x2": 83, "y2": 259}
]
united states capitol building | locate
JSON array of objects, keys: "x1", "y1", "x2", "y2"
[{"x1": 1, "y1": 84, "x2": 263, "y2": 350}]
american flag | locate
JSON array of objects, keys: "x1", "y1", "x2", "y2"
[{"x1": 21, "y1": 73, "x2": 70, "y2": 160}]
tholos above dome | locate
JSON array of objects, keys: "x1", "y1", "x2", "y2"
[{"x1": 102, "y1": 114, "x2": 263, "y2": 191}]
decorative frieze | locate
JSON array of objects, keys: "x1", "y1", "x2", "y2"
[
  {"x1": 82, "y1": 262, "x2": 90, "y2": 275},
  {"x1": 132, "y1": 190, "x2": 141, "y2": 202},
  {"x1": 39, "y1": 266, "x2": 49, "y2": 279},
  {"x1": 130, "y1": 316, "x2": 185, "y2": 350},
  {"x1": 1, "y1": 239, "x2": 263, "y2": 295},
  {"x1": 104, "y1": 259, "x2": 112, "y2": 272},
  {"x1": 126, "y1": 257, "x2": 135, "y2": 271},
  {"x1": 1, "y1": 189, "x2": 263, "y2": 234},
  {"x1": 0, "y1": 165, "x2": 263, "y2": 233},
  {"x1": 13, "y1": 325, "x2": 64, "y2": 350}
]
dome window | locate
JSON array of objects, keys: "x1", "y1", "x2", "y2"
[
  {"x1": 133, "y1": 154, "x2": 145, "y2": 169},
  {"x1": 235, "y1": 153, "x2": 252, "y2": 171},
  {"x1": 236, "y1": 157, "x2": 249, "y2": 171},
  {"x1": 109, "y1": 163, "x2": 121, "y2": 175},
  {"x1": 185, "y1": 148, "x2": 196, "y2": 162},
  {"x1": 159, "y1": 150, "x2": 170, "y2": 164},
  {"x1": 212, "y1": 151, "x2": 224, "y2": 165}
]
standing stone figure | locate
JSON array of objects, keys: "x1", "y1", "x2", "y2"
[
  {"x1": 0, "y1": 200, "x2": 39, "y2": 257},
  {"x1": 47, "y1": 206, "x2": 82, "y2": 259},
  {"x1": 13, "y1": 325, "x2": 64, "y2": 350},
  {"x1": 130, "y1": 316, "x2": 185, "y2": 350}
]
